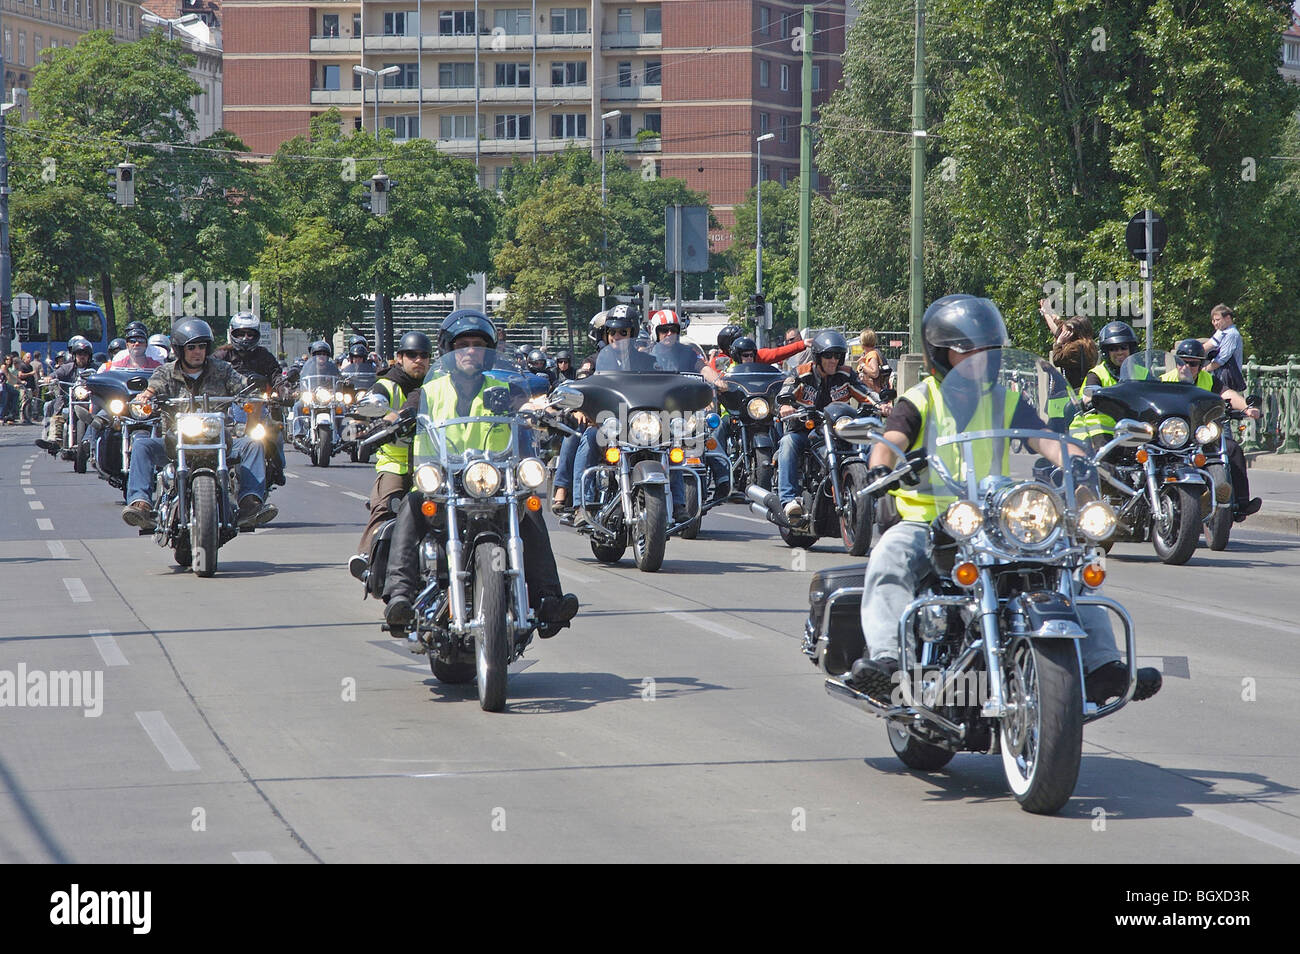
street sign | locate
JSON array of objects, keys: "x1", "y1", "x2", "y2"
[
  {"x1": 12, "y1": 292, "x2": 35, "y2": 321},
  {"x1": 665, "y1": 205, "x2": 709, "y2": 273},
  {"x1": 1125, "y1": 210, "x2": 1167, "y2": 262}
]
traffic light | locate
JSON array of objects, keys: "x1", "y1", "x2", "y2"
[
  {"x1": 370, "y1": 173, "x2": 389, "y2": 216},
  {"x1": 748, "y1": 293, "x2": 765, "y2": 318},
  {"x1": 115, "y1": 163, "x2": 135, "y2": 207}
]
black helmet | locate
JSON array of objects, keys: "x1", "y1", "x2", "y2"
[
  {"x1": 527, "y1": 348, "x2": 548, "y2": 370},
  {"x1": 397, "y1": 331, "x2": 432, "y2": 356},
  {"x1": 717, "y1": 324, "x2": 745, "y2": 355},
  {"x1": 123, "y1": 320, "x2": 149, "y2": 341},
  {"x1": 607, "y1": 303, "x2": 640, "y2": 324},
  {"x1": 108, "y1": 338, "x2": 127, "y2": 355},
  {"x1": 555, "y1": 349, "x2": 572, "y2": 363},
  {"x1": 93, "y1": 352, "x2": 108, "y2": 365},
  {"x1": 921, "y1": 295, "x2": 1009, "y2": 379},
  {"x1": 438, "y1": 309, "x2": 498, "y2": 355},
  {"x1": 730, "y1": 336, "x2": 758, "y2": 361},
  {"x1": 171, "y1": 318, "x2": 214, "y2": 356},
  {"x1": 348, "y1": 342, "x2": 369, "y2": 360},
  {"x1": 1098, "y1": 321, "x2": 1139, "y2": 350},
  {"x1": 229, "y1": 312, "x2": 261, "y2": 351},
  {"x1": 309, "y1": 340, "x2": 332, "y2": 358},
  {"x1": 68, "y1": 335, "x2": 94, "y2": 357},
  {"x1": 810, "y1": 330, "x2": 850, "y2": 368},
  {"x1": 604, "y1": 304, "x2": 640, "y2": 340},
  {"x1": 347, "y1": 334, "x2": 367, "y2": 350},
  {"x1": 1175, "y1": 338, "x2": 1206, "y2": 362}
]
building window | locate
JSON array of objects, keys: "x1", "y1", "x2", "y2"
[
  {"x1": 617, "y1": 8, "x2": 632, "y2": 33},
  {"x1": 321, "y1": 64, "x2": 340, "y2": 90},
  {"x1": 34, "y1": 35, "x2": 43, "y2": 57},
  {"x1": 354, "y1": 70, "x2": 363, "y2": 90},
  {"x1": 494, "y1": 114, "x2": 531, "y2": 139},
  {"x1": 384, "y1": 11, "x2": 416, "y2": 37},
  {"x1": 759, "y1": 112, "x2": 770, "y2": 135},
  {"x1": 761, "y1": 164, "x2": 769, "y2": 182},
  {"x1": 495, "y1": 62, "x2": 531, "y2": 88},
  {"x1": 1287, "y1": 41, "x2": 1300, "y2": 65},
  {"x1": 354, "y1": 117, "x2": 363, "y2": 131},
  {"x1": 618, "y1": 62, "x2": 632, "y2": 88},
  {"x1": 384, "y1": 115, "x2": 420, "y2": 140},
  {"x1": 780, "y1": 114, "x2": 789, "y2": 143},
  {"x1": 384, "y1": 63, "x2": 419, "y2": 88},
  {"x1": 439, "y1": 10, "x2": 477, "y2": 36},
  {"x1": 551, "y1": 113, "x2": 587, "y2": 138},
  {"x1": 551, "y1": 8, "x2": 587, "y2": 34},
  {"x1": 321, "y1": 14, "x2": 339, "y2": 38},
  {"x1": 439, "y1": 62, "x2": 478, "y2": 88},
  {"x1": 644, "y1": 112, "x2": 661, "y2": 134},
  {"x1": 75, "y1": 0, "x2": 81, "y2": 18},
  {"x1": 645, "y1": 6, "x2": 661, "y2": 33},
  {"x1": 645, "y1": 60, "x2": 661, "y2": 85},
  {"x1": 551, "y1": 61, "x2": 587, "y2": 86},
  {"x1": 759, "y1": 60, "x2": 769, "y2": 88},
  {"x1": 495, "y1": 8, "x2": 531, "y2": 35},
  {"x1": 781, "y1": 13, "x2": 792, "y2": 38},
  {"x1": 127, "y1": 5, "x2": 133, "y2": 29},
  {"x1": 780, "y1": 167, "x2": 788, "y2": 186},
  {"x1": 759, "y1": 6, "x2": 770, "y2": 35},
  {"x1": 441, "y1": 114, "x2": 479, "y2": 139},
  {"x1": 812, "y1": 66, "x2": 822, "y2": 91},
  {"x1": 105, "y1": 2, "x2": 111, "y2": 23},
  {"x1": 18, "y1": 33, "x2": 26, "y2": 67},
  {"x1": 117, "y1": 3, "x2": 122, "y2": 27},
  {"x1": 617, "y1": 114, "x2": 632, "y2": 138},
  {"x1": 353, "y1": 13, "x2": 362, "y2": 36},
  {"x1": 780, "y1": 64, "x2": 789, "y2": 91}
]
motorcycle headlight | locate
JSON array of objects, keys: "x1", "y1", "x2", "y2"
[
  {"x1": 1158, "y1": 416, "x2": 1190, "y2": 448},
  {"x1": 669, "y1": 414, "x2": 689, "y2": 439},
  {"x1": 463, "y1": 461, "x2": 501, "y2": 498},
  {"x1": 942, "y1": 500, "x2": 984, "y2": 540},
  {"x1": 628, "y1": 410, "x2": 662, "y2": 446},
  {"x1": 746, "y1": 397, "x2": 771, "y2": 420},
  {"x1": 600, "y1": 416, "x2": 621, "y2": 441},
  {"x1": 343, "y1": 392, "x2": 353, "y2": 404},
  {"x1": 178, "y1": 414, "x2": 204, "y2": 439},
  {"x1": 314, "y1": 386, "x2": 332, "y2": 404},
  {"x1": 517, "y1": 457, "x2": 547, "y2": 490},
  {"x1": 1195, "y1": 422, "x2": 1221, "y2": 445},
  {"x1": 1077, "y1": 500, "x2": 1117, "y2": 542},
  {"x1": 414, "y1": 463, "x2": 445, "y2": 494},
  {"x1": 997, "y1": 483, "x2": 1061, "y2": 547},
  {"x1": 73, "y1": 385, "x2": 89, "y2": 401},
  {"x1": 334, "y1": 391, "x2": 345, "y2": 403},
  {"x1": 300, "y1": 390, "x2": 312, "y2": 403},
  {"x1": 248, "y1": 423, "x2": 267, "y2": 442},
  {"x1": 109, "y1": 398, "x2": 125, "y2": 415}
]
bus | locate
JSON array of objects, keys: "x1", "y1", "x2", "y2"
[{"x1": 14, "y1": 300, "x2": 110, "y2": 360}]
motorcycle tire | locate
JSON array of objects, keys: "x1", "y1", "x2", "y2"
[
  {"x1": 473, "y1": 543, "x2": 510, "y2": 712},
  {"x1": 173, "y1": 543, "x2": 192, "y2": 568},
  {"x1": 191, "y1": 474, "x2": 221, "y2": 578},
  {"x1": 753, "y1": 448, "x2": 774, "y2": 493},
  {"x1": 314, "y1": 424, "x2": 332, "y2": 468},
  {"x1": 679, "y1": 479, "x2": 702, "y2": 540},
  {"x1": 73, "y1": 437, "x2": 89, "y2": 475},
  {"x1": 349, "y1": 444, "x2": 360, "y2": 463},
  {"x1": 1204, "y1": 464, "x2": 1232, "y2": 551},
  {"x1": 1000, "y1": 637, "x2": 1083, "y2": 815},
  {"x1": 631, "y1": 484, "x2": 668, "y2": 573},
  {"x1": 1151, "y1": 484, "x2": 1200, "y2": 565},
  {"x1": 590, "y1": 526, "x2": 628, "y2": 565},
  {"x1": 431, "y1": 657, "x2": 476, "y2": 684},
  {"x1": 839, "y1": 461, "x2": 875, "y2": 557},
  {"x1": 888, "y1": 722, "x2": 955, "y2": 771}
]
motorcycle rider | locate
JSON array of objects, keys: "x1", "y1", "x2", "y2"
[
  {"x1": 349, "y1": 331, "x2": 432, "y2": 576},
  {"x1": 844, "y1": 295, "x2": 1161, "y2": 706},
  {"x1": 148, "y1": 333, "x2": 172, "y2": 364},
  {"x1": 120, "y1": 319, "x2": 278, "y2": 532},
  {"x1": 35, "y1": 335, "x2": 95, "y2": 452},
  {"x1": 110, "y1": 322, "x2": 163, "y2": 371},
  {"x1": 381, "y1": 311, "x2": 580, "y2": 636},
  {"x1": 555, "y1": 349, "x2": 577, "y2": 382},
  {"x1": 212, "y1": 312, "x2": 289, "y2": 482},
  {"x1": 1161, "y1": 338, "x2": 1262, "y2": 521},
  {"x1": 1071, "y1": 321, "x2": 1146, "y2": 449},
  {"x1": 774, "y1": 330, "x2": 875, "y2": 524},
  {"x1": 707, "y1": 324, "x2": 806, "y2": 374},
  {"x1": 527, "y1": 348, "x2": 557, "y2": 388}
]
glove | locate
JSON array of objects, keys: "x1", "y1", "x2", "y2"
[{"x1": 865, "y1": 465, "x2": 896, "y2": 496}]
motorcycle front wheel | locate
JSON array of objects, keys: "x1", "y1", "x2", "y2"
[
  {"x1": 679, "y1": 478, "x2": 702, "y2": 540},
  {"x1": 1151, "y1": 484, "x2": 1200, "y2": 565},
  {"x1": 1204, "y1": 464, "x2": 1232, "y2": 551},
  {"x1": 313, "y1": 423, "x2": 332, "y2": 468},
  {"x1": 838, "y1": 461, "x2": 875, "y2": 557},
  {"x1": 753, "y1": 447, "x2": 774, "y2": 493},
  {"x1": 631, "y1": 485, "x2": 667, "y2": 572},
  {"x1": 999, "y1": 637, "x2": 1083, "y2": 815},
  {"x1": 190, "y1": 474, "x2": 221, "y2": 578},
  {"x1": 473, "y1": 543, "x2": 510, "y2": 712}
]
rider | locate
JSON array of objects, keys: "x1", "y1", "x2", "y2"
[
  {"x1": 555, "y1": 350, "x2": 576, "y2": 382},
  {"x1": 121, "y1": 319, "x2": 278, "y2": 531},
  {"x1": 708, "y1": 324, "x2": 807, "y2": 374},
  {"x1": 110, "y1": 322, "x2": 163, "y2": 371},
  {"x1": 1071, "y1": 321, "x2": 1145, "y2": 448},
  {"x1": 527, "y1": 348, "x2": 557, "y2": 388},
  {"x1": 349, "y1": 331, "x2": 432, "y2": 576},
  {"x1": 103, "y1": 338, "x2": 128, "y2": 368},
  {"x1": 35, "y1": 336, "x2": 95, "y2": 452},
  {"x1": 844, "y1": 295, "x2": 1161, "y2": 706},
  {"x1": 380, "y1": 311, "x2": 580, "y2": 636},
  {"x1": 774, "y1": 330, "x2": 875, "y2": 524},
  {"x1": 212, "y1": 312, "x2": 289, "y2": 481},
  {"x1": 1162, "y1": 338, "x2": 1262, "y2": 521}
]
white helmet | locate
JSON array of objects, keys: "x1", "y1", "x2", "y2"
[{"x1": 228, "y1": 312, "x2": 261, "y2": 351}]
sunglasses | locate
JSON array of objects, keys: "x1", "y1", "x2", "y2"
[
  {"x1": 400, "y1": 351, "x2": 430, "y2": 360},
  {"x1": 126, "y1": 336, "x2": 146, "y2": 343},
  {"x1": 231, "y1": 331, "x2": 258, "y2": 340},
  {"x1": 609, "y1": 329, "x2": 632, "y2": 338},
  {"x1": 1177, "y1": 359, "x2": 1203, "y2": 367}
]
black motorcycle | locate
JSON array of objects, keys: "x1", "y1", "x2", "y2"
[
  {"x1": 84, "y1": 369, "x2": 152, "y2": 497},
  {"x1": 749, "y1": 401, "x2": 881, "y2": 557},
  {"x1": 716, "y1": 361, "x2": 784, "y2": 493}
]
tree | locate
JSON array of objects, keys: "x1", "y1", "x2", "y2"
[{"x1": 722, "y1": 181, "x2": 801, "y2": 330}]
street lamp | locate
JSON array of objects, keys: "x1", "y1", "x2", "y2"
[
  {"x1": 600, "y1": 109, "x2": 622, "y2": 312},
  {"x1": 755, "y1": 132, "x2": 775, "y2": 346},
  {"x1": 353, "y1": 64, "x2": 401, "y2": 134}
]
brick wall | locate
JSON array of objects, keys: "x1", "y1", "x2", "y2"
[
  {"x1": 225, "y1": 5, "x2": 311, "y2": 55},
  {"x1": 223, "y1": 111, "x2": 314, "y2": 156}
]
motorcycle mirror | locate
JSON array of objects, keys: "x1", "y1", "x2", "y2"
[
  {"x1": 879, "y1": 388, "x2": 897, "y2": 404},
  {"x1": 1114, "y1": 418, "x2": 1155, "y2": 442},
  {"x1": 552, "y1": 386, "x2": 584, "y2": 411},
  {"x1": 833, "y1": 417, "x2": 878, "y2": 444},
  {"x1": 351, "y1": 392, "x2": 391, "y2": 419}
]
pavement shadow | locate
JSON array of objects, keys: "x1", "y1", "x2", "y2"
[
  {"x1": 1110, "y1": 551, "x2": 1295, "y2": 569},
  {"x1": 421, "y1": 671, "x2": 729, "y2": 714}
]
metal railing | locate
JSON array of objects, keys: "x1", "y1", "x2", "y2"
[{"x1": 1243, "y1": 356, "x2": 1300, "y2": 453}]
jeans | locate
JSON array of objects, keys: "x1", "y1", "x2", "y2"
[
  {"x1": 553, "y1": 433, "x2": 580, "y2": 492},
  {"x1": 572, "y1": 426, "x2": 599, "y2": 507},
  {"x1": 776, "y1": 430, "x2": 811, "y2": 505},
  {"x1": 126, "y1": 436, "x2": 268, "y2": 508},
  {"x1": 858, "y1": 521, "x2": 1121, "y2": 673}
]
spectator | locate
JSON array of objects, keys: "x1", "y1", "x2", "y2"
[
  {"x1": 855, "y1": 328, "x2": 887, "y2": 392},
  {"x1": 1201, "y1": 303, "x2": 1245, "y2": 393},
  {"x1": 1, "y1": 356, "x2": 17, "y2": 423}
]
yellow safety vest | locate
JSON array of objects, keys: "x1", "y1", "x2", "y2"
[
  {"x1": 891, "y1": 376, "x2": 1020, "y2": 523},
  {"x1": 375, "y1": 377, "x2": 411, "y2": 475},
  {"x1": 1069, "y1": 361, "x2": 1147, "y2": 441},
  {"x1": 413, "y1": 374, "x2": 512, "y2": 460},
  {"x1": 1160, "y1": 368, "x2": 1213, "y2": 391}
]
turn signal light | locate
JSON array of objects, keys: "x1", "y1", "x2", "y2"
[
  {"x1": 1135, "y1": 448, "x2": 1149, "y2": 464},
  {"x1": 243, "y1": 402, "x2": 255, "y2": 413},
  {"x1": 1082, "y1": 563, "x2": 1106, "y2": 588},
  {"x1": 954, "y1": 562, "x2": 978, "y2": 586},
  {"x1": 1193, "y1": 453, "x2": 1207, "y2": 467},
  {"x1": 704, "y1": 438, "x2": 718, "y2": 451},
  {"x1": 605, "y1": 447, "x2": 621, "y2": 464},
  {"x1": 525, "y1": 495, "x2": 542, "y2": 512},
  {"x1": 669, "y1": 447, "x2": 685, "y2": 464},
  {"x1": 685, "y1": 457, "x2": 702, "y2": 466},
  {"x1": 421, "y1": 500, "x2": 437, "y2": 517},
  {"x1": 804, "y1": 418, "x2": 815, "y2": 430}
]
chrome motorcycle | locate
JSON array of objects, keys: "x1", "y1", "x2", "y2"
[{"x1": 292, "y1": 355, "x2": 349, "y2": 467}]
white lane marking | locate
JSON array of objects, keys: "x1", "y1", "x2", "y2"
[
  {"x1": 28, "y1": 500, "x2": 44, "y2": 510},
  {"x1": 340, "y1": 490, "x2": 368, "y2": 502},
  {"x1": 23, "y1": 487, "x2": 36, "y2": 495},
  {"x1": 285, "y1": 472, "x2": 299, "y2": 479},
  {"x1": 135, "y1": 711, "x2": 200, "y2": 772},
  {"x1": 36, "y1": 518, "x2": 53, "y2": 531},
  {"x1": 1112, "y1": 586, "x2": 1300, "y2": 637},
  {"x1": 20, "y1": 477, "x2": 30, "y2": 485},
  {"x1": 715, "y1": 511, "x2": 771, "y2": 525},
  {"x1": 560, "y1": 568, "x2": 595, "y2": 584},
  {"x1": 46, "y1": 541, "x2": 68, "y2": 559},
  {"x1": 62, "y1": 578, "x2": 91, "y2": 603},
  {"x1": 308, "y1": 479, "x2": 329, "y2": 487},
  {"x1": 1192, "y1": 808, "x2": 1300, "y2": 857},
  {"x1": 232, "y1": 851, "x2": 276, "y2": 864},
  {"x1": 666, "y1": 610, "x2": 753, "y2": 641},
  {"x1": 90, "y1": 629, "x2": 129, "y2": 667}
]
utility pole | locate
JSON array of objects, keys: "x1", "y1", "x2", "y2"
[
  {"x1": 908, "y1": 0, "x2": 927, "y2": 350},
  {"x1": 796, "y1": 4, "x2": 813, "y2": 331},
  {"x1": 0, "y1": 75, "x2": 12, "y2": 357}
]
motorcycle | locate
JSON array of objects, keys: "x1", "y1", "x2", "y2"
[
  {"x1": 1085, "y1": 350, "x2": 1228, "y2": 565},
  {"x1": 716, "y1": 361, "x2": 785, "y2": 493},
  {"x1": 84, "y1": 369, "x2": 153, "y2": 498},
  {"x1": 292, "y1": 355, "x2": 349, "y2": 467},
  {"x1": 748, "y1": 401, "x2": 881, "y2": 557},
  {"x1": 806, "y1": 349, "x2": 1139, "y2": 814},
  {"x1": 556, "y1": 366, "x2": 716, "y2": 572},
  {"x1": 44, "y1": 371, "x2": 96, "y2": 470},
  {"x1": 339, "y1": 364, "x2": 377, "y2": 462}
]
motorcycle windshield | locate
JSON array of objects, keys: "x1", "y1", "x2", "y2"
[
  {"x1": 413, "y1": 350, "x2": 527, "y2": 470},
  {"x1": 593, "y1": 340, "x2": 664, "y2": 374},
  {"x1": 1119, "y1": 351, "x2": 1176, "y2": 381},
  {"x1": 921, "y1": 348, "x2": 1094, "y2": 527},
  {"x1": 300, "y1": 356, "x2": 341, "y2": 393},
  {"x1": 341, "y1": 367, "x2": 377, "y2": 390}
]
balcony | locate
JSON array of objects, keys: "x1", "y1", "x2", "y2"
[
  {"x1": 605, "y1": 135, "x2": 662, "y2": 154},
  {"x1": 311, "y1": 87, "x2": 422, "y2": 105},
  {"x1": 310, "y1": 35, "x2": 362, "y2": 53},
  {"x1": 601, "y1": 84, "x2": 662, "y2": 102},
  {"x1": 601, "y1": 31, "x2": 662, "y2": 50},
  {"x1": 363, "y1": 34, "x2": 420, "y2": 51}
]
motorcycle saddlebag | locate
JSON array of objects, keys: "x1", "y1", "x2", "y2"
[
  {"x1": 367, "y1": 519, "x2": 396, "y2": 599},
  {"x1": 807, "y1": 563, "x2": 866, "y2": 675}
]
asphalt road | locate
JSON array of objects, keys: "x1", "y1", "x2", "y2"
[{"x1": 1, "y1": 423, "x2": 1298, "y2": 863}]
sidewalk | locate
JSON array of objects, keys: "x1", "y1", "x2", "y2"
[{"x1": 1244, "y1": 452, "x2": 1300, "y2": 536}]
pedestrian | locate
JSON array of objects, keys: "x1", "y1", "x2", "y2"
[
  {"x1": 1201, "y1": 304, "x2": 1246, "y2": 393},
  {"x1": 0, "y1": 356, "x2": 16, "y2": 423},
  {"x1": 855, "y1": 328, "x2": 887, "y2": 392}
]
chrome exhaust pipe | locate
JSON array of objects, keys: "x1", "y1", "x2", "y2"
[
  {"x1": 745, "y1": 484, "x2": 772, "y2": 507},
  {"x1": 824, "y1": 677, "x2": 905, "y2": 720},
  {"x1": 750, "y1": 502, "x2": 770, "y2": 520}
]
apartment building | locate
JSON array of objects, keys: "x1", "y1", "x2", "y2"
[
  {"x1": 141, "y1": 5, "x2": 224, "y2": 140},
  {"x1": 2, "y1": 0, "x2": 146, "y2": 97},
  {"x1": 222, "y1": 1, "x2": 845, "y2": 241}
]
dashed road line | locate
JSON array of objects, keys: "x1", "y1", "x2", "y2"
[
  {"x1": 308, "y1": 479, "x2": 329, "y2": 487},
  {"x1": 135, "y1": 711, "x2": 200, "y2": 772},
  {"x1": 23, "y1": 487, "x2": 36, "y2": 495},
  {"x1": 46, "y1": 540, "x2": 68, "y2": 559},
  {"x1": 665, "y1": 610, "x2": 754, "y2": 641},
  {"x1": 36, "y1": 518, "x2": 53, "y2": 531},
  {"x1": 716, "y1": 511, "x2": 771, "y2": 526},
  {"x1": 1192, "y1": 808, "x2": 1300, "y2": 857},
  {"x1": 233, "y1": 851, "x2": 276, "y2": 864},
  {"x1": 340, "y1": 490, "x2": 368, "y2": 502},
  {"x1": 28, "y1": 500, "x2": 44, "y2": 510},
  {"x1": 285, "y1": 472, "x2": 299, "y2": 479},
  {"x1": 62, "y1": 578, "x2": 91, "y2": 603},
  {"x1": 20, "y1": 477, "x2": 30, "y2": 485},
  {"x1": 90, "y1": 629, "x2": 129, "y2": 667}
]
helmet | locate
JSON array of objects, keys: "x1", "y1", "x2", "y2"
[
  {"x1": 1098, "y1": 321, "x2": 1139, "y2": 350},
  {"x1": 588, "y1": 311, "x2": 608, "y2": 345},
  {"x1": 229, "y1": 312, "x2": 261, "y2": 351},
  {"x1": 527, "y1": 348, "x2": 549, "y2": 371},
  {"x1": 93, "y1": 352, "x2": 108, "y2": 365},
  {"x1": 810, "y1": 330, "x2": 850, "y2": 369},
  {"x1": 603, "y1": 308, "x2": 639, "y2": 340},
  {"x1": 347, "y1": 334, "x2": 367, "y2": 350},
  {"x1": 124, "y1": 320, "x2": 148, "y2": 341},
  {"x1": 607, "y1": 303, "x2": 640, "y2": 325},
  {"x1": 67, "y1": 335, "x2": 93, "y2": 357},
  {"x1": 649, "y1": 309, "x2": 681, "y2": 338},
  {"x1": 309, "y1": 340, "x2": 332, "y2": 358},
  {"x1": 1174, "y1": 338, "x2": 1206, "y2": 362},
  {"x1": 348, "y1": 342, "x2": 369, "y2": 360},
  {"x1": 149, "y1": 333, "x2": 171, "y2": 354},
  {"x1": 438, "y1": 309, "x2": 498, "y2": 355},
  {"x1": 921, "y1": 295, "x2": 1009, "y2": 379},
  {"x1": 170, "y1": 318, "x2": 215, "y2": 357},
  {"x1": 717, "y1": 324, "x2": 745, "y2": 355},
  {"x1": 397, "y1": 331, "x2": 432, "y2": 356},
  {"x1": 730, "y1": 336, "x2": 758, "y2": 361},
  {"x1": 555, "y1": 349, "x2": 572, "y2": 363},
  {"x1": 107, "y1": 338, "x2": 127, "y2": 356}
]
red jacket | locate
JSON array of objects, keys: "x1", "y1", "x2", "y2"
[{"x1": 707, "y1": 339, "x2": 806, "y2": 374}]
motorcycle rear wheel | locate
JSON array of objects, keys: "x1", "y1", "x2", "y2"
[
  {"x1": 1151, "y1": 484, "x2": 1199, "y2": 565},
  {"x1": 888, "y1": 722, "x2": 955, "y2": 771},
  {"x1": 431, "y1": 657, "x2": 475, "y2": 684},
  {"x1": 473, "y1": 543, "x2": 510, "y2": 712},
  {"x1": 999, "y1": 638, "x2": 1083, "y2": 815},
  {"x1": 191, "y1": 474, "x2": 221, "y2": 578}
]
